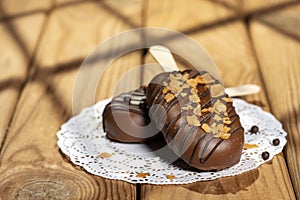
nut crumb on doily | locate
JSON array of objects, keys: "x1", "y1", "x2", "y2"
[
  {"x1": 99, "y1": 152, "x2": 112, "y2": 158},
  {"x1": 243, "y1": 143, "x2": 259, "y2": 150},
  {"x1": 166, "y1": 174, "x2": 176, "y2": 180},
  {"x1": 136, "y1": 172, "x2": 150, "y2": 178}
]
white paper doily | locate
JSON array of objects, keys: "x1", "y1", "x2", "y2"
[{"x1": 57, "y1": 98, "x2": 287, "y2": 184}]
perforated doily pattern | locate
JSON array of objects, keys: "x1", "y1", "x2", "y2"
[{"x1": 57, "y1": 98, "x2": 287, "y2": 184}]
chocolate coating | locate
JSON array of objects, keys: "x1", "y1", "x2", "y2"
[
  {"x1": 103, "y1": 87, "x2": 160, "y2": 143},
  {"x1": 146, "y1": 70, "x2": 244, "y2": 171}
]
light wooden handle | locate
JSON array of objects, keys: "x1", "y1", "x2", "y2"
[{"x1": 149, "y1": 45, "x2": 179, "y2": 72}]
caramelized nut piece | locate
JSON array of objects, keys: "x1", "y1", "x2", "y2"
[
  {"x1": 201, "y1": 123, "x2": 211, "y2": 133},
  {"x1": 215, "y1": 132, "x2": 231, "y2": 140},
  {"x1": 210, "y1": 84, "x2": 224, "y2": 98},
  {"x1": 187, "y1": 115, "x2": 201, "y2": 126},
  {"x1": 165, "y1": 93, "x2": 175, "y2": 102},
  {"x1": 222, "y1": 97, "x2": 233, "y2": 103}
]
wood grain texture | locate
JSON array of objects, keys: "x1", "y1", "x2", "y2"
[
  {"x1": 256, "y1": 4, "x2": 300, "y2": 39},
  {"x1": 146, "y1": 0, "x2": 235, "y2": 33},
  {"x1": 0, "y1": 14, "x2": 46, "y2": 148},
  {"x1": 0, "y1": 0, "x2": 52, "y2": 20},
  {"x1": 143, "y1": 2, "x2": 295, "y2": 198},
  {"x1": 213, "y1": 0, "x2": 298, "y2": 14},
  {"x1": 250, "y1": 14, "x2": 300, "y2": 199},
  {"x1": 0, "y1": 0, "x2": 144, "y2": 199}
]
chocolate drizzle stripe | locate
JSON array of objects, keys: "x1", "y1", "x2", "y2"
[
  {"x1": 229, "y1": 126, "x2": 244, "y2": 135},
  {"x1": 178, "y1": 126, "x2": 198, "y2": 154},
  {"x1": 200, "y1": 139, "x2": 223, "y2": 162},
  {"x1": 198, "y1": 120, "x2": 244, "y2": 163},
  {"x1": 152, "y1": 90, "x2": 167, "y2": 115},
  {"x1": 189, "y1": 133, "x2": 207, "y2": 164},
  {"x1": 227, "y1": 107, "x2": 234, "y2": 114},
  {"x1": 228, "y1": 115, "x2": 239, "y2": 126},
  {"x1": 199, "y1": 137, "x2": 216, "y2": 162},
  {"x1": 170, "y1": 121, "x2": 188, "y2": 142},
  {"x1": 162, "y1": 97, "x2": 178, "y2": 114},
  {"x1": 103, "y1": 105, "x2": 145, "y2": 116},
  {"x1": 148, "y1": 85, "x2": 164, "y2": 105},
  {"x1": 157, "y1": 98, "x2": 178, "y2": 124},
  {"x1": 165, "y1": 110, "x2": 187, "y2": 140}
]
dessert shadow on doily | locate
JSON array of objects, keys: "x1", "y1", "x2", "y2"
[
  {"x1": 144, "y1": 135, "x2": 195, "y2": 171},
  {"x1": 182, "y1": 168, "x2": 259, "y2": 195}
]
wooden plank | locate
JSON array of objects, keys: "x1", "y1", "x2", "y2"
[
  {"x1": 0, "y1": 0, "x2": 143, "y2": 199},
  {"x1": 0, "y1": 14, "x2": 46, "y2": 148},
  {"x1": 256, "y1": 4, "x2": 300, "y2": 39},
  {"x1": 0, "y1": 0, "x2": 52, "y2": 20},
  {"x1": 143, "y1": 3, "x2": 295, "y2": 197},
  {"x1": 146, "y1": 0, "x2": 235, "y2": 33},
  {"x1": 250, "y1": 13, "x2": 300, "y2": 199},
  {"x1": 213, "y1": 0, "x2": 297, "y2": 14},
  {"x1": 241, "y1": 0, "x2": 297, "y2": 12}
]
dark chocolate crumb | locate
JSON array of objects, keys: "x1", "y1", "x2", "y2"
[
  {"x1": 262, "y1": 151, "x2": 269, "y2": 160},
  {"x1": 272, "y1": 138, "x2": 280, "y2": 146},
  {"x1": 250, "y1": 125, "x2": 259, "y2": 134}
]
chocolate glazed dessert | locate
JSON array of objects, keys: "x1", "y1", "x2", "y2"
[
  {"x1": 146, "y1": 70, "x2": 244, "y2": 170},
  {"x1": 103, "y1": 87, "x2": 160, "y2": 143}
]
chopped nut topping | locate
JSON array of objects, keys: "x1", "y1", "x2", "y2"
[
  {"x1": 136, "y1": 172, "x2": 150, "y2": 178},
  {"x1": 202, "y1": 108, "x2": 209, "y2": 113},
  {"x1": 222, "y1": 125, "x2": 231, "y2": 133},
  {"x1": 214, "y1": 100, "x2": 226, "y2": 113},
  {"x1": 213, "y1": 114, "x2": 222, "y2": 121},
  {"x1": 215, "y1": 132, "x2": 231, "y2": 139},
  {"x1": 193, "y1": 105, "x2": 202, "y2": 115},
  {"x1": 187, "y1": 115, "x2": 201, "y2": 126},
  {"x1": 181, "y1": 92, "x2": 187, "y2": 97},
  {"x1": 189, "y1": 95, "x2": 200, "y2": 103},
  {"x1": 222, "y1": 97, "x2": 233, "y2": 103},
  {"x1": 169, "y1": 73, "x2": 178, "y2": 80},
  {"x1": 182, "y1": 105, "x2": 193, "y2": 111},
  {"x1": 211, "y1": 126, "x2": 218, "y2": 134},
  {"x1": 201, "y1": 123, "x2": 211, "y2": 133},
  {"x1": 162, "y1": 87, "x2": 170, "y2": 94},
  {"x1": 217, "y1": 124, "x2": 224, "y2": 131},
  {"x1": 165, "y1": 93, "x2": 175, "y2": 102},
  {"x1": 223, "y1": 119, "x2": 231, "y2": 125},
  {"x1": 210, "y1": 84, "x2": 224, "y2": 98},
  {"x1": 99, "y1": 152, "x2": 112, "y2": 158},
  {"x1": 243, "y1": 143, "x2": 259, "y2": 150},
  {"x1": 182, "y1": 73, "x2": 189, "y2": 80},
  {"x1": 201, "y1": 73, "x2": 215, "y2": 84},
  {"x1": 187, "y1": 78, "x2": 198, "y2": 88},
  {"x1": 182, "y1": 83, "x2": 189, "y2": 89},
  {"x1": 190, "y1": 87, "x2": 198, "y2": 95}
]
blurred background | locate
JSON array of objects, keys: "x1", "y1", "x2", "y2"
[{"x1": 0, "y1": 0, "x2": 299, "y2": 199}]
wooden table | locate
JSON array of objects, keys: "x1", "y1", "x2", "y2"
[{"x1": 0, "y1": 0, "x2": 299, "y2": 199}]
